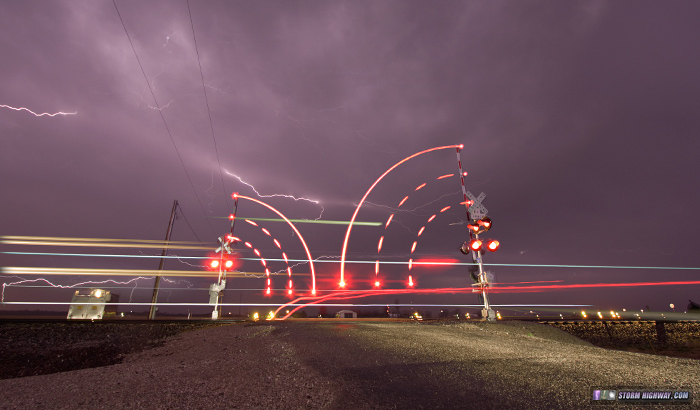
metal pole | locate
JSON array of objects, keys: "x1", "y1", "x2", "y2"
[
  {"x1": 212, "y1": 197, "x2": 238, "y2": 319},
  {"x1": 149, "y1": 200, "x2": 178, "y2": 320}
]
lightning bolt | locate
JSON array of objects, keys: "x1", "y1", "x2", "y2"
[
  {"x1": 1, "y1": 104, "x2": 76, "y2": 117},
  {"x1": 284, "y1": 255, "x2": 341, "y2": 272},
  {"x1": 224, "y1": 169, "x2": 325, "y2": 219},
  {"x1": 1, "y1": 276, "x2": 193, "y2": 303}
]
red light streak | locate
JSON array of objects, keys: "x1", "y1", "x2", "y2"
[
  {"x1": 398, "y1": 196, "x2": 409, "y2": 207},
  {"x1": 274, "y1": 239, "x2": 281, "y2": 249},
  {"x1": 244, "y1": 242, "x2": 252, "y2": 248},
  {"x1": 427, "y1": 214, "x2": 436, "y2": 223},
  {"x1": 415, "y1": 183, "x2": 427, "y2": 191},
  {"x1": 417, "y1": 226, "x2": 425, "y2": 237},
  {"x1": 488, "y1": 280, "x2": 700, "y2": 293},
  {"x1": 412, "y1": 258, "x2": 460, "y2": 266},
  {"x1": 276, "y1": 279, "x2": 700, "y2": 320},
  {"x1": 377, "y1": 236, "x2": 384, "y2": 253},
  {"x1": 439, "y1": 206, "x2": 451, "y2": 213},
  {"x1": 410, "y1": 241, "x2": 417, "y2": 254},
  {"x1": 245, "y1": 219, "x2": 258, "y2": 226},
  {"x1": 385, "y1": 213, "x2": 394, "y2": 229},
  {"x1": 261, "y1": 228, "x2": 271, "y2": 236},
  {"x1": 437, "y1": 174, "x2": 454, "y2": 180}
]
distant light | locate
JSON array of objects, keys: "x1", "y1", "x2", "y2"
[
  {"x1": 94, "y1": 289, "x2": 102, "y2": 298},
  {"x1": 339, "y1": 281, "x2": 346, "y2": 288},
  {"x1": 225, "y1": 260, "x2": 234, "y2": 269},
  {"x1": 374, "y1": 281, "x2": 380, "y2": 287},
  {"x1": 210, "y1": 260, "x2": 220, "y2": 269}
]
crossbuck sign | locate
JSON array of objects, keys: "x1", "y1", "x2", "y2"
[{"x1": 466, "y1": 191, "x2": 487, "y2": 219}]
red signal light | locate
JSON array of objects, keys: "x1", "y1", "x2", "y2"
[
  {"x1": 469, "y1": 239, "x2": 483, "y2": 252},
  {"x1": 210, "y1": 260, "x2": 220, "y2": 269},
  {"x1": 486, "y1": 240, "x2": 500, "y2": 252},
  {"x1": 224, "y1": 259, "x2": 234, "y2": 269}
]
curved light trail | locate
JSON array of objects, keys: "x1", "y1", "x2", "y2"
[
  {"x1": 233, "y1": 194, "x2": 316, "y2": 295},
  {"x1": 339, "y1": 144, "x2": 462, "y2": 287}
]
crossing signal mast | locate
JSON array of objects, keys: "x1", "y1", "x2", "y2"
[
  {"x1": 455, "y1": 146, "x2": 499, "y2": 321},
  {"x1": 209, "y1": 196, "x2": 240, "y2": 319}
]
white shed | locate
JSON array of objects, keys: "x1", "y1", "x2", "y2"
[
  {"x1": 67, "y1": 289, "x2": 111, "y2": 320},
  {"x1": 336, "y1": 309, "x2": 357, "y2": 318}
]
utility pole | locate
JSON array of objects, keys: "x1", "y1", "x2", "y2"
[{"x1": 149, "y1": 200, "x2": 178, "y2": 320}]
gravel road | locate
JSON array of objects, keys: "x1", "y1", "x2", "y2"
[{"x1": 1, "y1": 320, "x2": 697, "y2": 409}]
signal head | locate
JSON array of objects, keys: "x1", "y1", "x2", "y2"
[{"x1": 486, "y1": 239, "x2": 500, "y2": 252}]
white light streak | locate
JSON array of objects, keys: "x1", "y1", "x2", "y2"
[{"x1": 1, "y1": 104, "x2": 76, "y2": 117}]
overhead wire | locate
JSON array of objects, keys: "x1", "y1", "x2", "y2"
[
  {"x1": 176, "y1": 203, "x2": 203, "y2": 243},
  {"x1": 112, "y1": 0, "x2": 216, "y2": 237},
  {"x1": 186, "y1": 0, "x2": 231, "y2": 213}
]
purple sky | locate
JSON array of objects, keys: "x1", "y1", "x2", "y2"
[{"x1": 2, "y1": 1, "x2": 700, "y2": 315}]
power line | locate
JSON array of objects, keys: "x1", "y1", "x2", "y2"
[
  {"x1": 186, "y1": 0, "x2": 231, "y2": 212},
  {"x1": 112, "y1": 0, "x2": 216, "y2": 237},
  {"x1": 176, "y1": 203, "x2": 203, "y2": 243}
]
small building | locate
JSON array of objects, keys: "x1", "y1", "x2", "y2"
[
  {"x1": 67, "y1": 289, "x2": 113, "y2": 320},
  {"x1": 336, "y1": 309, "x2": 357, "y2": 319}
]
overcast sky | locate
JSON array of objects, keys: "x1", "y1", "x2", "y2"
[{"x1": 2, "y1": 1, "x2": 700, "y2": 316}]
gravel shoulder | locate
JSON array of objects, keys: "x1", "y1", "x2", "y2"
[{"x1": 0, "y1": 320, "x2": 697, "y2": 409}]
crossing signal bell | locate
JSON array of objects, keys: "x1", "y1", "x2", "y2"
[{"x1": 467, "y1": 216, "x2": 492, "y2": 235}]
